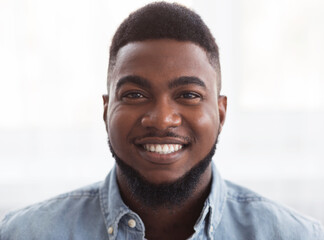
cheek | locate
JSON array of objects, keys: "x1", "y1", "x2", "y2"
[
  {"x1": 107, "y1": 107, "x2": 136, "y2": 154},
  {"x1": 185, "y1": 105, "x2": 219, "y2": 144}
]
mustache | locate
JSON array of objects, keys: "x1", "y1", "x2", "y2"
[{"x1": 134, "y1": 131, "x2": 192, "y2": 143}]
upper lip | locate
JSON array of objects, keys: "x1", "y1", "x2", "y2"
[{"x1": 134, "y1": 137, "x2": 189, "y2": 145}]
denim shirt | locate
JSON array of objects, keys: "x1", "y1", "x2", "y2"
[{"x1": 1, "y1": 162, "x2": 323, "y2": 240}]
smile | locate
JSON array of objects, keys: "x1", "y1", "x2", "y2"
[{"x1": 143, "y1": 144, "x2": 183, "y2": 154}]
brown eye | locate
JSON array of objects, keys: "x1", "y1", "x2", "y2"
[
  {"x1": 178, "y1": 91, "x2": 202, "y2": 105},
  {"x1": 124, "y1": 92, "x2": 144, "y2": 99},
  {"x1": 121, "y1": 91, "x2": 148, "y2": 104},
  {"x1": 181, "y1": 92, "x2": 201, "y2": 99}
]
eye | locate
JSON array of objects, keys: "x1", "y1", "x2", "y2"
[
  {"x1": 124, "y1": 92, "x2": 144, "y2": 99},
  {"x1": 180, "y1": 92, "x2": 201, "y2": 99},
  {"x1": 178, "y1": 91, "x2": 203, "y2": 105},
  {"x1": 121, "y1": 91, "x2": 148, "y2": 103}
]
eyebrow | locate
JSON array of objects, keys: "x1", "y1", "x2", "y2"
[
  {"x1": 116, "y1": 75, "x2": 206, "y2": 92},
  {"x1": 168, "y1": 76, "x2": 206, "y2": 89},
  {"x1": 116, "y1": 75, "x2": 152, "y2": 91}
]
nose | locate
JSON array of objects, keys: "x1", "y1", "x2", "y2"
[{"x1": 141, "y1": 99, "x2": 182, "y2": 130}]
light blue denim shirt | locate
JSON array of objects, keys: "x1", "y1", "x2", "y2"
[{"x1": 1, "y1": 162, "x2": 323, "y2": 240}]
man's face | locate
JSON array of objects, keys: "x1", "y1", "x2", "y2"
[{"x1": 104, "y1": 39, "x2": 226, "y2": 185}]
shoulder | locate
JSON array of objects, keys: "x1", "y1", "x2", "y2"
[
  {"x1": 221, "y1": 180, "x2": 324, "y2": 239},
  {"x1": 2, "y1": 181, "x2": 102, "y2": 220},
  {"x1": 0, "y1": 182, "x2": 106, "y2": 240}
]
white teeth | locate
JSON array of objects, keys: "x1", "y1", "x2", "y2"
[
  {"x1": 143, "y1": 144, "x2": 183, "y2": 154},
  {"x1": 162, "y1": 144, "x2": 168, "y2": 152},
  {"x1": 169, "y1": 144, "x2": 174, "y2": 152},
  {"x1": 150, "y1": 145, "x2": 155, "y2": 152},
  {"x1": 156, "y1": 145, "x2": 162, "y2": 152}
]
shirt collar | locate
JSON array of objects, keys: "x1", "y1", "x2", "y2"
[
  {"x1": 99, "y1": 161, "x2": 227, "y2": 238},
  {"x1": 208, "y1": 162, "x2": 227, "y2": 235},
  {"x1": 99, "y1": 165, "x2": 145, "y2": 238},
  {"x1": 190, "y1": 162, "x2": 227, "y2": 238}
]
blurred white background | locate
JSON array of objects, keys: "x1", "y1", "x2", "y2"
[{"x1": 1, "y1": 0, "x2": 323, "y2": 224}]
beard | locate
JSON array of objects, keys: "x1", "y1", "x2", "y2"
[{"x1": 108, "y1": 136, "x2": 218, "y2": 209}]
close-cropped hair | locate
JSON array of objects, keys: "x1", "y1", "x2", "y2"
[{"x1": 108, "y1": 2, "x2": 222, "y2": 94}]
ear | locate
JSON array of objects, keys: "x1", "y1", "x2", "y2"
[
  {"x1": 217, "y1": 95, "x2": 227, "y2": 133},
  {"x1": 102, "y1": 94, "x2": 109, "y2": 132}
]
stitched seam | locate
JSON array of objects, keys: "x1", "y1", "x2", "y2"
[
  {"x1": 227, "y1": 191, "x2": 264, "y2": 203},
  {"x1": 99, "y1": 184, "x2": 110, "y2": 238},
  {"x1": 213, "y1": 185, "x2": 228, "y2": 229},
  {"x1": 56, "y1": 193, "x2": 98, "y2": 199},
  {"x1": 227, "y1": 196, "x2": 264, "y2": 202},
  {"x1": 216, "y1": 188, "x2": 227, "y2": 223}
]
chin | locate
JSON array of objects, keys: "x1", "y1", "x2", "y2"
[
  {"x1": 140, "y1": 168, "x2": 188, "y2": 185},
  {"x1": 109, "y1": 138, "x2": 217, "y2": 208}
]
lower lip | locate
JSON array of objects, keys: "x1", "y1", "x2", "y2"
[{"x1": 136, "y1": 145, "x2": 185, "y2": 165}]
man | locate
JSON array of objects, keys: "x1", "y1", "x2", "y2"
[{"x1": 1, "y1": 2, "x2": 323, "y2": 240}]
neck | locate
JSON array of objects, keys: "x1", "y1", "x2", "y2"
[{"x1": 117, "y1": 165, "x2": 212, "y2": 240}]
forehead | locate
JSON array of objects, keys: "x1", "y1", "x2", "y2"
[{"x1": 110, "y1": 39, "x2": 217, "y2": 89}]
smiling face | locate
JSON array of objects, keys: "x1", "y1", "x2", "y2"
[{"x1": 104, "y1": 39, "x2": 226, "y2": 185}]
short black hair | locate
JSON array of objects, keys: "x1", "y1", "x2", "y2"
[{"x1": 108, "y1": 2, "x2": 221, "y2": 94}]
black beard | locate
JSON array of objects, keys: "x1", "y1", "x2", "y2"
[{"x1": 108, "y1": 137, "x2": 218, "y2": 209}]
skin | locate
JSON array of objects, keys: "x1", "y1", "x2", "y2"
[{"x1": 103, "y1": 39, "x2": 227, "y2": 240}]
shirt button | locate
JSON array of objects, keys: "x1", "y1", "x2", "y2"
[
  {"x1": 210, "y1": 226, "x2": 214, "y2": 233},
  {"x1": 128, "y1": 219, "x2": 136, "y2": 228},
  {"x1": 108, "y1": 226, "x2": 114, "y2": 234}
]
